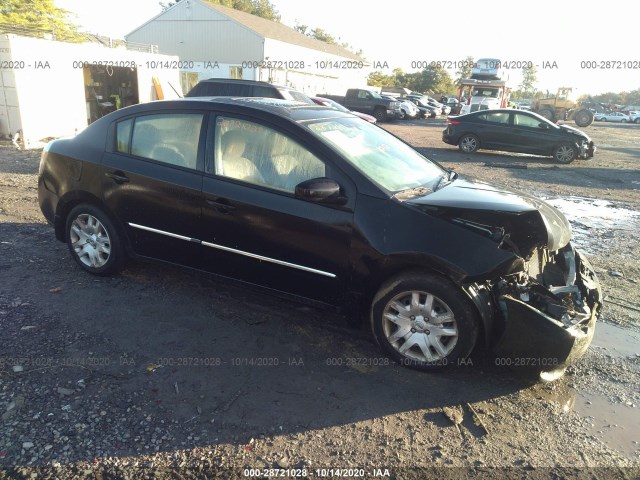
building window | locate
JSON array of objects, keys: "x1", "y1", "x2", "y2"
[{"x1": 230, "y1": 66, "x2": 243, "y2": 79}]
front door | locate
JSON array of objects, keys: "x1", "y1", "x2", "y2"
[{"x1": 200, "y1": 115, "x2": 355, "y2": 306}]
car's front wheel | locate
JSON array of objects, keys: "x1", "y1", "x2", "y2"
[
  {"x1": 373, "y1": 107, "x2": 387, "y2": 123},
  {"x1": 65, "y1": 204, "x2": 124, "y2": 275},
  {"x1": 458, "y1": 134, "x2": 479, "y2": 153},
  {"x1": 553, "y1": 143, "x2": 578, "y2": 164},
  {"x1": 370, "y1": 273, "x2": 479, "y2": 371}
]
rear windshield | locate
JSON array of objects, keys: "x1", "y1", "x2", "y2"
[{"x1": 280, "y1": 89, "x2": 314, "y2": 104}]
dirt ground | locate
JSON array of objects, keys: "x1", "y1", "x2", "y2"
[{"x1": 0, "y1": 119, "x2": 638, "y2": 479}]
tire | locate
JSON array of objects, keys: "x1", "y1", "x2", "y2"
[
  {"x1": 621, "y1": 119, "x2": 627, "y2": 123},
  {"x1": 458, "y1": 134, "x2": 479, "y2": 153},
  {"x1": 373, "y1": 107, "x2": 386, "y2": 122},
  {"x1": 601, "y1": 118, "x2": 607, "y2": 122},
  {"x1": 398, "y1": 109, "x2": 406, "y2": 120},
  {"x1": 370, "y1": 272, "x2": 479, "y2": 371},
  {"x1": 65, "y1": 204, "x2": 125, "y2": 276},
  {"x1": 553, "y1": 143, "x2": 578, "y2": 164},
  {"x1": 635, "y1": 118, "x2": 640, "y2": 124},
  {"x1": 538, "y1": 109, "x2": 555, "y2": 122},
  {"x1": 574, "y1": 109, "x2": 594, "y2": 127}
]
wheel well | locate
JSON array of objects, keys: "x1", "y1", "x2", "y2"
[
  {"x1": 55, "y1": 193, "x2": 131, "y2": 252},
  {"x1": 458, "y1": 132, "x2": 480, "y2": 146},
  {"x1": 357, "y1": 262, "x2": 461, "y2": 320},
  {"x1": 361, "y1": 266, "x2": 490, "y2": 348}
]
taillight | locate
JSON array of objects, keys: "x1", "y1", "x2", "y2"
[{"x1": 448, "y1": 119, "x2": 461, "y2": 125}]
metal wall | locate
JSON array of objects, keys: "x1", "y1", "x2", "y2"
[
  {"x1": 126, "y1": 0, "x2": 264, "y2": 64},
  {"x1": 0, "y1": 35, "x2": 181, "y2": 148}
]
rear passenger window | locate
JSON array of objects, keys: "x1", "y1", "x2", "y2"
[
  {"x1": 116, "y1": 118, "x2": 133, "y2": 153},
  {"x1": 483, "y1": 112, "x2": 510, "y2": 124},
  {"x1": 128, "y1": 114, "x2": 203, "y2": 169}
]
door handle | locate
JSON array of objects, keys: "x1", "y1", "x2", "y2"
[
  {"x1": 105, "y1": 171, "x2": 129, "y2": 184},
  {"x1": 206, "y1": 198, "x2": 236, "y2": 213}
]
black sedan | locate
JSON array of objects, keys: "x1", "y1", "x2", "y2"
[
  {"x1": 442, "y1": 109, "x2": 596, "y2": 163},
  {"x1": 38, "y1": 98, "x2": 601, "y2": 374}
]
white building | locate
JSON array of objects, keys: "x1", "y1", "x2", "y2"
[
  {"x1": 125, "y1": 0, "x2": 369, "y2": 96},
  {"x1": 0, "y1": 34, "x2": 181, "y2": 148}
]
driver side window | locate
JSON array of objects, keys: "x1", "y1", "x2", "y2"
[
  {"x1": 514, "y1": 113, "x2": 544, "y2": 128},
  {"x1": 213, "y1": 117, "x2": 326, "y2": 193}
]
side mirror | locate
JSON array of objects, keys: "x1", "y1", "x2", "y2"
[
  {"x1": 538, "y1": 122, "x2": 549, "y2": 129},
  {"x1": 295, "y1": 178, "x2": 346, "y2": 205}
]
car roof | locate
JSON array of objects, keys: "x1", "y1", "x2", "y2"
[
  {"x1": 107, "y1": 97, "x2": 354, "y2": 123},
  {"x1": 196, "y1": 78, "x2": 296, "y2": 91}
]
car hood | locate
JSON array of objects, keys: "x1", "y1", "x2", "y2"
[
  {"x1": 558, "y1": 124, "x2": 589, "y2": 140},
  {"x1": 406, "y1": 179, "x2": 571, "y2": 254}
]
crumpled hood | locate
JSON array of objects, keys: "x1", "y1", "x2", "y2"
[
  {"x1": 559, "y1": 124, "x2": 590, "y2": 140},
  {"x1": 407, "y1": 179, "x2": 572, "y2": 253}
]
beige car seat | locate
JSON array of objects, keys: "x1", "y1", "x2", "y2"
[{"x1": 220, "y1": 130, "x2": 264, "y2": 183}]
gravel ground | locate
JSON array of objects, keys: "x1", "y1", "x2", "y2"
[{"x1": 0, "y1": 119, "x2": 639, "y2": 479}]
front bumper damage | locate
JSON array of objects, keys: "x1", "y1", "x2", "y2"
[
  {"x1": 578, "y1": 140, "x2": 596, "y2": 159},
  {"x1": 491, "y1": 246, "x2": 602, "y2": 373}
]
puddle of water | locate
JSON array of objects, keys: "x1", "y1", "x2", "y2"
[
  {"x1": 591, "y1": 322, "x2": 640, "y2": 358},
  {"x1": 533, "y1": 323, "x2": 640, "y2": 459},
  {"x1": 540, "y1": 196, "x2": 640, "y2": 254},
  {"x1": 534, "y1": 384, "x2": 639, "y2": 459},
  {"x1": 576, "y1": 393, "x2": 639, "y2": 459}
]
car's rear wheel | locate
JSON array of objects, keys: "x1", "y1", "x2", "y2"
[
  {"x1": 370, "y1": 273, "x2": 479, "y2": 371},
  {"x1": 65, "y1": 204, "x2": 124, "y2": 275},
  {"x1": 458, "y1": 134, "x2": 479, "y2": 153},
  {"x1": 635, "y1": 118, "x2": 640, "y2": 124},
  {"x1": 553, "y1": 143, "x2": 578, "y2": 164}
]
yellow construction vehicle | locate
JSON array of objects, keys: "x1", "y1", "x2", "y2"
[{"x1": 531, "y1": 87, "x2": 594, "y2": 127}]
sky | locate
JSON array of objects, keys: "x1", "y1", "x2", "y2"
[{"x1": 54, "y1": 0, "x2": 638, "y2": 96}]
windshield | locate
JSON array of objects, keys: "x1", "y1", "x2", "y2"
[
  {"x1": 306, "y1": 117, "x2": 444, "y2": 193},
  {"x1": 471, "y1": 88, "x2": 500, "y2": 97}
]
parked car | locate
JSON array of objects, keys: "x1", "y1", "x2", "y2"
[
  {"x1": 630, "y1": 112, "x2": 640, "y2": 124},
  {"x1": 402, "y1": 97, "x2": 435, "y2": 119},
  {"x1": 38, "y1": 98, "x2": 601, "y2": 373},
  {"x1": 442, "y1": 109, "x2": 596, "y2": 163},
  {"x1": 185, "y1": 78, "x2": 314, "y2": 104},
  {"x1": 408, "y1": 95, "x2": 450, "y2": 115},
  {"x1": 319, "y1": 89, "x2": 401, "y2": 122},
  {"x1": 381, "y1": 95, "x2": 419, "y2": 120},
  {"x1": 311, "y1": 96, "x2": 377, "y2": 123},
  {"x1": 517, "y1": 102, "x2": 532, "y2": 111},
  {"x1": 594, "y1": 112, "x2": 631, "y2": 122}
]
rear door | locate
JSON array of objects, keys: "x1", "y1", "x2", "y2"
[
  {"x1": 199, "y1": 115, "x2": 355, "y2": 306},
  {"x1": 475, "y1": 111, "x2": 513, "y2": 149},
  {"x1": 101, "y1": 111, "x2": 206, "y2": 267}
]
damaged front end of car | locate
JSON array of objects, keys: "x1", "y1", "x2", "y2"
[
  {"x1": 407, "y1": 179, "x2": 603, "y2": 376},
  {"x1": 455, "y1": 200, "x2": 604, "y2": 375},
  {"x1": 490, "y1": 243, "x2": 602, "y2": 376}
]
